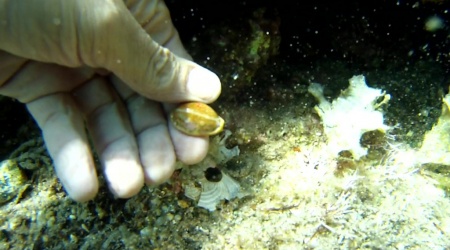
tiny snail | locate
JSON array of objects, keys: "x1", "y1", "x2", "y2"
[
  {"x1": 204, "y1": 167, "x2": 223, "y2": 182},
  {"x1": 170, "y1": 102, "x2": 225, "y2": 136}
]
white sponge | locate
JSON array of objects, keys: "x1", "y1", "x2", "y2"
[{"x1": 308, "y1": 75, "x2": 390, "y2": 159}]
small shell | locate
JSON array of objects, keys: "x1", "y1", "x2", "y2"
[
  {"x1": 197, "y1": 170, "x2": 241, "y2": 211},
  {"x1": 170, "y1": 102, "x2": 225, "y2": 136}
]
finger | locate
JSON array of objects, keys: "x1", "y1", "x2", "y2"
[
  {"x1": 0, "y1": 59, "x2": 98, "y2": 202},
  {"x1": 169, "y1": 124, "x2": 210, "y2": 165},
  {"x1": 110, "y1": 77, "x2": 176, "y2": 185},
  {"x1": 101, "y1": 26, "x2": 221, "y2": 103},
  {"x1": 128, "y1": 95, "x2": 176, "y2": 185},
  {"x1": 124, "y1": 0, "x2": 192, "y2": 59},
  {"x1": 0, "y1": 53, "x2": 94, "y2": 103},
  {"x1": 76, "y1": 0, "x2": 221, "y2": 104},
  {"x1": 73, "y1": 77, "x2": 144, "y2": 198},
  {"x1": 26, "y1": 94, "x2": 98, "y2": 202},
  {"x1": 0, "y1": 51, "x2": 28, "y2": 86},
  {"x1": 124, "y1": 0, "x2": 222, "y2": 108},
  {"x1": 112, "y1": 77, "x2": 209, "y2": 167}
]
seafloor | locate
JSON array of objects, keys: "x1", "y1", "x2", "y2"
[{"x1": 1, "y1": 1, "x2": 450, "y2": 249}]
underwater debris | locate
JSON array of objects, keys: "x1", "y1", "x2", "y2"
[
  {"x1": 183, "y1": 167, "x2": 242, "y2": 212},
  {"x1": 424, "y1": 15, "x2": 445, "y2": 32},
  {"x1": 181, "y1": 129, "x2": 242, "y2": 211},
  {"x1": 209, "y1": 130, "x2": 240, "y2": 164},
  {"x1": 9, "y1": 137, "x2": 51, "y2": 170},
  {"x1": 422, "y1": 163, "x2": 450, "y2": 193},
  {"x1": 0, "y1": 159, "x2": 28, "y2": 204},
  {"x1": 0, "y1": 137, "x2": 49, "y2": 204},
  {"x1": 419, "y1": 90, "x2": 450, "y2": 165},
  {"x1": 197, "y1": 167, "x2": 241, "y2": 211},
  {"x1": 308, "y1": 75, "x2": 390, "y2": 159},
  {"x1": 418, "y1": 90, "x2": 450, "y2": 193}
]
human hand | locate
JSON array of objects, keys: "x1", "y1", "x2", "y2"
[{"x1": 0, "y1": 0, "x2": 221, "y2": 201}]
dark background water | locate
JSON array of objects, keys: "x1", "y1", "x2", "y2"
[{"x1": 167, "y1": 0, "x2": 449, "y2": 70}]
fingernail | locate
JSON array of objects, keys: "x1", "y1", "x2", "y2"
[{"x1": 187, "y1": 67, "x2": 221, "y2": 102}]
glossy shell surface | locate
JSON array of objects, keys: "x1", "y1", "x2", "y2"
[{"x1": 170, "y1": 102, "x2": 225, "y2": 136}]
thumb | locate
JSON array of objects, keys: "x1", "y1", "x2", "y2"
[
  {"x1": 88, "y1": 0, "x2": 221, "y2": 103},
  {"x1": 0, "y1": 0, "x2": 221, "y2": 103},
  {"x1": 106, "y1": 38, "x2": 222, "y2": 103}
]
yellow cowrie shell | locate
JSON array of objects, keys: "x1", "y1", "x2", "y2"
[{"x1": 170, "y1": 102, "x2": 225, "y2": 136}]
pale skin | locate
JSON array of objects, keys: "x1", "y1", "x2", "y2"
[{"x1": 0, "y1": 0, "x2": 221, "y2": 201}]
